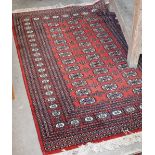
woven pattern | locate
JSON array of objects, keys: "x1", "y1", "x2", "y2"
[{"x1": 13, "y1": 1, "x2": 142, "y2": 154}]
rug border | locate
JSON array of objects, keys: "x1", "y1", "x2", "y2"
[
  {"x1": 12, "y1": 17, "x2": 47, "y2": 155},
  {"x1": 12, "y1": 7, "x2": 142, "y2": 155}
]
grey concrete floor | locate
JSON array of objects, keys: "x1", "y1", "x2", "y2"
[
  {"x1": 115, "y1": 0, "x2": 134, "y2": 34},
  {"x1": 13, "y1": 0, "x2": 95, "y2": 10},
  {"x1": 12, "y1": 0, "x2": 141, "y2": 155}
]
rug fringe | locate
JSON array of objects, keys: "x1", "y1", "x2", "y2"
[
  {"x1": 58, "y1": 132, "x2": 141, "y2": 155},
  {"x1": 12, "y1": 0, "x2": 110, "y2": 13}
]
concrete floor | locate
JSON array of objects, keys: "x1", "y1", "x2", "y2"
[
  {"x1": 13, "y1": 0, "x2": 95, "y2": 10},
  {"x1": 114, "y1": 0, "x2": 134, "y2": 34},
  {"x1": 12, "y1": 0, "x2": 141, "y2": 155}
]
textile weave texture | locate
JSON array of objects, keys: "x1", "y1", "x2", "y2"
[{"x1": 13, "y1": 1, "x2": 142, "y2": 155}]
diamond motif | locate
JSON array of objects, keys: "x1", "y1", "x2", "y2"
[
  {"x1": 83, "y1": 48, "x2": 95, "y2": 53},
  {"x1": 49, "y1": 104, "x2": 58, "y2": 109},
  {"x1": 44, "y1": 85, "x2": 52, "y2": 90},
  {"x1": 50, "y1": 28, "x2": 61, "y2": 32},
  {"x1": 52, "y1": 110, "x2": 61, "y2": 116},
  {"x1": 90, "y1": 61, "x2": 104, "y2": 68},
  {"x1": 30, "y1": 43, "x2": 37, "y2": 47},
  {"x1": 38, "y1": 68, "x2": 45, "y2": 73},
  {"x1": 62, "y1": 14, "x2": 69, "y2": 18},
  {"x1": 23, "y1": 18, "x2": 30, "y2": 22},
  {"x1": 125, "y1": 107, "x2": 135, "y2": 113},
  {"x1": 80, "y1": 97, "x2": 95, "y2": 105},
  {"x1": 66, "y1": 66, "x2": 79, "y2": 72},
  {"x1": 27, "y1": 30, "x2": 33, "y2": 34},
  {"x1": 86, "y1": 54, "x2": 99, "y2": 61},
  {"x1": 107, "y1": 92, "x2": 123, "y2": 99},
  {"x1": 51, "y1": 33, "x2": 63, "y2": 38},
  {"x1": 32, "y1": 48, "x2": 39, "y2": 52},
  {"x1": 57, "y1": 46, "x2": 69, "y2": 51},
  {"x1": 79, "y1": 42, "x2": 91, "y2": 47},
  {"x1": 133, "y1": 88, "x2": 142, "y2": 94},
  {"x1": 24, "y1": 22, "x2": 31, "y2": 26},
  {"x1": 73, "y1": 30, "x2": 84, "y2": 35},
  {"x1": 41, "y1": 79, "x2": 49, "y2": 84},
  {"x1": 56, "y1": 123, "x2": 65, "y2": 128},
  {"x1": 97, "y1": 32, "x2": 108, "y2": 38},
  {"x1": 59, "y1": 52, "x2": 72, "y2": 57},
  {"x1": 45, "y1": 91, "x2": 54, "y2": 96},
  {"x1": 93, "y1": 28, "x2": 105, "y2": 32},
  {"x1": 113, "y1": 57, "x2": 126, "y2": 63},
  {"x1": 28, "y1": 34, "x2": 35, "y2": 38},
  {"x1": 128, "y1": 79, "x2": 142, "y2": 85},
  {"x1": 102, "y1": 84, "x2": 117, "y2": 91},
  {"x1": 100, "y1": 37, "x2": 113, "y2": 43},
  {"x1": 72, "y1": 80, "x2": 87, "y2": 87},
  {"x1": 76, "y1": 88, "x2": 91, "y2": 96},
  {"x1": 98, "y1": 76, "x2": 112, "y2": 82},
  {"x1": 52, "y1": 15, "x2": 59, "y2": 19},
  {"x1": 73, "y1": 13, "x2": 79, "y2": 17},
  {"x1": 47, "y1": 97, "x2": 56, "y2": 102},
  {"x1": 33, "y1": 17, "x2": 40, "y2": 20},
  {"x1": 76, "y1": 36, "x2": 87, "y2": 41},
  {"x1": 85, "y1": 116, "x2": 94, "y2": 122},
  {"x1": 118, "y1": 64, "x2": 128, "y2": 70},
  {"x1": 104, "y1": 44, "x2": 117, "y2": 50},
  {"x1": 62, "y1": 58, "x2": 75, "y2": 64},
  {"x1": 69, "y1": 73, "x2": 83, "y2": 80},
  {"x1": 90, "y1": 23, "x2": 101, "y2": 27},
  {"x1": 40, "y1": 74, "x2": 48, "y2": 78},
  {"x1": 123, "y1": 71, "x2": 137, "y2": 78},
  {"x1": 68, "y1": 20, "x2": 78, "y2": 24},
  {"x1": 97, "y1": 113, "x2": 108, "y2": 119},
  {"x1": 35, "y1": 58, "x2": 42, "y2": 62},
  {"x1": 43, "y1": 16, "x2": 50, "y2": 19},
  {"x1": 48, "y1": 23, "x2": 59, "y2": 26},
  {"x1": 94, "y1": 68, "x2": 108, "y2": 74},
  {"x1": 33, "y1": 53, "x2": 41, "y2": 57},
  {"x1": 37, "y1": 62, "x2": 44, "y2": 67},
  {"x1": 70, "y1": 119, "x2": 80, "y2": 126},
  {"x1": 55, "y1": 39, "x2": 66, "y2": 44},
  {"x1": 112, "y1": 110, "x2": 122, "y2": 115},
  {"x1": 25, "y1": 26, "x2": 32, "y2": 30},
  {"x1": 29, "y1": 38, "x2": 36, "y2": 42}
]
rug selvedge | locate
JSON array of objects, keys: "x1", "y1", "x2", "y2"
[{"x1": 13, "y1": 1, "x2": 142, "y2": 154}]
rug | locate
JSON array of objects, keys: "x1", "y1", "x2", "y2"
[{"x1": 13, "y1": 1, "x2": 142, "y2": 155}]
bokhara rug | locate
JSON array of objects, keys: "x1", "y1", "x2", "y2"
[{"x1": 13, "y1": 1, "x2": 142, "y2": 155}]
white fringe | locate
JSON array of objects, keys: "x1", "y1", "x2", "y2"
[
  {"x1": 58, "y1": 132, "x2": 141, "y2": 155},
  {"x1": 12, "y1": 0, "x2": 109, "y2": 13}
]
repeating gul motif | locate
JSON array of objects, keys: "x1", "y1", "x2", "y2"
[{"x1": 13, "y1": 1, "x2": 142, "y2": 153}]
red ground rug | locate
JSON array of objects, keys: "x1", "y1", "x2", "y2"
[{"x1": 13, "y1": 1, "x2": 142, "y2": 155}]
